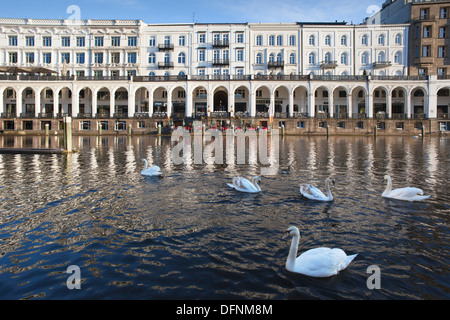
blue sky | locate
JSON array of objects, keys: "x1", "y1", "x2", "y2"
[{"x1": 1, "y1": 0, "x2": 385, "y2": 24}]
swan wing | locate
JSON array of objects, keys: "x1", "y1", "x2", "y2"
[
  {"x1": 384, "y1": 187, "x2": 429, "y2": 201},
  {"x1": 239, "y1": 177, "x2": 258, "y2": 192},
  {"x1": 300, "y1": 184, "x2": 328, "y2": 200},
  {"x1": 295, "y1": 248, "x2": 354, "y2": 277}
]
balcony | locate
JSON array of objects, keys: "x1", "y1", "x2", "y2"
[
  {"x1": 158, "y1": 43, "x2": 174, "y2": 51},
  {"x1": 1, "y1": 113, "x2": 16, "y2": 118},
  {"x1": 212, "y1": 59, "x2": 230, "y2": 66},
  {"x1": 267, "y1": 61, "x2": 284, "y2": 69},
  {"x1": 320, "y1": 61, "x2": 338, "y2": 69},
  {"x1": 414, "y1": 57, "x2": 434, "y2": 65},
  {"x1": 373, "y1": 61, "x2": 392, "y2": 69},
  {"x1": 212, "y1": 40, "x2": 229, "y2": 47},
  {"x1": 158, "y1": 61, "x2": 174, "y2": 69}
]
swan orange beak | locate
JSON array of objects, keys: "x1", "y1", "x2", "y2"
[{"x1": 282, "y1": 231, "x2": 290, "y2": 240}]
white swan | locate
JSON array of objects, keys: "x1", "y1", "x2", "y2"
[
  {"x1": 283, "y1": 226, "x2": 358, "y2": 278},
  {"x1": 227, "y1": 176, "x2": 261, "y2": 193},
  {"x1": 299, "y1": 177, "x2": 335, "y2": 201},
  {"x1": 141, "y1": 159, "x2": 163, "y2": 176},
  {"x1": 382, "y1": 175, "x2": 430, "y2": 202}
]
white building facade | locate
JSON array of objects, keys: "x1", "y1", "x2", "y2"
[{"x1": 0, "y1": 18, "x2": 449, "y2": 134}]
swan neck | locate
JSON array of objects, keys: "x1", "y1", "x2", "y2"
[
  {"x1": 287, "y1": 234, "x2": 299, "y2": 269},
  {"x1": 385, "y1": 177, "x2": 392, "y2": 194},
  {"x1": 325, "y1": 178, "x2": 333, "y2": 199}
]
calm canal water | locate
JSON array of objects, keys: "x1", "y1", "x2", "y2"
[{"x1": 0, "y1": 134, "x2": 449, "y2": 300}]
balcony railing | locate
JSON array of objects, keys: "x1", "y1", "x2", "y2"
[
  {"x1": 1, "y1": 112, "x2": 16, "y2": 118},
  {"x1": 212, "y1": 59, "x2": 230, "y2": 66},
  {"x1": 210, "y1": 111, "x2": 230, "y2": 118},
  {"x1": 212, "y1": 40, "x2": 229, "y2": 47},
  {"x1": 20, "y1": 112, "x2": 35, "y2": 118},
  {"x1": 158, "y1": 62, "x2": 174, "y2": 69},
  {"x1": 320, "y1": 61, "x2": 338, "y2": 69},
  {"x1": 158, "y1": 43, "x2": 174, "y2": 51},
  {"x1": 38, "y1": 113, "x2": 53, "y2": 118},
  {"x1": 373, "y1": 61, "x2": 392, "y2": 69},
  {"x1": 437, "y1": 112, "x2": 449, "y2": 119},
  {"x1": 267, "y1": 61, "x2": 284, "y2": 68},
  {"x1": 113, "y1": 113, "x2": 128, "y2": 118},
  {"x1": 77, "y1": 113, "x2": 92, "y2": 119}
]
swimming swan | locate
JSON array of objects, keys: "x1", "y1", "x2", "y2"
[
  {"x1": 299, "y1": 177, "x2": 335, "y2": 201},
  {"x1": 227, "y1": 176, "x2": 261, "y2": 193},
  {"x1": 283, "y1": 226, "x2": 357, "y2": 278},
  {"x1": 382, "y1": 175, "x2": 430, "y2": 202},
  {"x1": 141, "y1": 159, "x2": 163, "y2": 176}
]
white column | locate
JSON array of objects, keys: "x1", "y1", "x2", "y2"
[
  {"x1": 148, "y1": 88, "x2": 154, "y2": 117},
  {"x1": 228, "y1": 91, "x2": 235, "y2": 117},
  {"x1": 249, "y1": 91, "x2": 256, "y2": 117},
  {"x1": 289, "y1": 91, "x2": 294, "y2": 118},
  {"x1": 269, "y1": 91, "x2": 275, "y2": 120},
  {"x1": 386, "y1": 92, "x2": 392, "y2": 119},
  {"x1": 128, "y1": 92, "x2": 135, "y2": 118},
  {"x1": 329, "y1": 93, "x2": 334, "y2": 118},
  {"x1": 367, "y1": 93, "x2": 373, "y2": 119},
  {"x1": 110, "y1": 90, "x2": 115, "y2": 118},
  {"x1": 207, "y1": 89, "x2": 213, "y2": 116},
  {"x1": 347, "y1": 94, "x2": 353, "y2": 119},
  {"x1": 308, "y1": 93, "x2": 315, "y2": 118},
  {"x1": 92, "y1": 89, "x2": 97, "y2": 118},
  {"x1": 405, "y1": 90, "x2": 411, "y2": 119},
  {"x1": 53, "y1": 91, "x2": 59, "y2": 118},
  {"x1": 72, "y1": 88, "x2": 79, "y2": 118},
  {"x1": 35, "y1": 90, "x2": 41, "y2": 117},
  {"x1": 166, "y1": 89, "x2": 172, "y2": 119},
  {"x1": 427, "y1": 92, "x2": 437, "y2": 119}
]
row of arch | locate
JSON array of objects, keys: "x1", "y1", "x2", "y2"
[{"x1": 2, "y1": 82, "x2": 449, "y2": 118}]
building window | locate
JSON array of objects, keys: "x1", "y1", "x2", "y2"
[
  {"x1": 9, "y1": 52, "x2": 18, "y2": 63},
  {"x1": 111, "y1": 36, "x2": 121, "y2": 47},
  {"x1": 440, "y1": 8, "x2": 449, "y2": 19},
  {"x1": 111, "y1": 53, "x2": 120, "y2": 64},
  {"x1": 269, "y1": 35, "x2": 275, "y2": 46},
  {"x1": 309, "y1": 52, "x2": 316, "y2": 64},
  {"x1": 361, "y1": 34, "x2": 368, "y2": 46},
  {"x1": 341, "y1": 35, "x2": 347, "y2": 46},
  {"x1": 361, "y1": 52, "x2": 369, "y2": 64},
  {"x1": 178, "y1": 52, "x2": 186, "y2": 64},
  {"x1": 340, "y1": 52, "x2": 348, "y2": 65},
  {"x1": 256, "y1": 35, "x2": 262, "y2": 46},
  {"x1": 419, "y1": 68, "x2": 427, "y2": 76},
  {"x1": 237, "y1": 49, "x2": 244, "y2": 61},
  {"x1": 289, "y1": 35, "x2": 295, "y2": 46},
  {"x1": 394, "y1": 51, "x2": 402, "y2": 64},
  {"x1": 439, "y1": 27, "x2": 447, "y2": 38},
  {"x1": 115, "y1": 121, "x2": 127, "y2": 131},
  {"x1": 256, "y1": 53, "x2": 263, "y2": 64},
  {"x1": 8, "y1": 35, "x2": 18, "y2": 46},
  {"x1": 378, "y1": 34, "x2": 385, "y2": 46},
  {"x1": 42, "y1": 36, "x2": 52, "y2": 47},
  {"x1": 94, "y1": 53, "x2": 103, "y2": 64},
  {"x1": 80, "y1": 121, "x2": 91, "y2": 131},
  {"x1": 149, "y1": 36, "x2": 156, "y2": 46},
  {"x1": 268, "y1": 53, "x2": 275, "y2": 63},
  {"x1": 277, "y1": 35, "x2": 283, "y2": 46},
  {"x1": 395, "y1": 33, "x2": 402, "y2": 45},
  {"x1": 95, "y1": 36, "x2": 104, "y2": 47},
  {"x1": 43, "y1": 53, "x2": 52, "y2": 64},
  {"x1": 76, "y1": 37, "x2": 85, "y2": 47},
  {"x1": 198, "y1": 49, "x2": 205, "y2": 62},
  {"x1": 438, "y1": 68, "x2": 447, "y2": 75},
  {"x1": 127, "y1": 52, "x2": 137, "y2": 63},
  {"x1": 422, "y1": 45, "x2": 431, "y2": 57},
  {"x1": 289, "y1": 53, "x2": 296, "y2": 64},
  {"x1": 297, "y1": 121, "x2": 305, "y2": 128},
  {"x1": 309, "y1": 35, "x2": 315, "y2": 46},
  {"x1": 25, "y1": 52, "x2": 34, "y2": 64},
  {"x1": 61, "y1": 37, "x2": 70, "y2": 47},
  {"x1": 438, "y1": 46, "x2": 446, "y2": 58},
  {"x1": 198, "y1": 33, "x2": 206, "y2": 44},
  {"x1": 76, "y1": 53, "x2": 85, "y2": 64},
  {"x1": 237, "y1": 32, "x2": 244, "y2": 43},
  {"x1": 25, "y1": 36, "x2": 35, "y2": 47},
  {"x1": 420, "y1": 8, "x2": 429, "y2": 20},
  {"x1": 423, "y1": 26, "x2": 432, "y2": 38},
  {"x1": 61, "y1": 53, "x2": 70, "y2": 63},
  {"x1": 128, "y1": 36, "x2": 137, "y2": 47},
  {"x1": 179, "y1": 35, "x2": 186, "y2": 46},
  {"x1": 377, "y1": 51, "x2": 385, "y2": 62}
]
